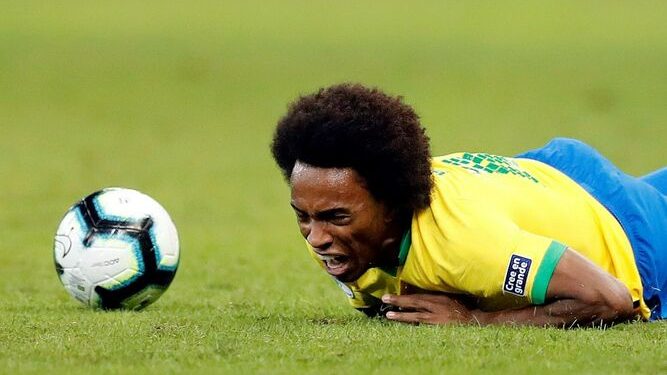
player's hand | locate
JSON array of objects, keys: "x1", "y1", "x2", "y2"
[{"x1": 381, "y1": 293, "x2": 480, "y2": 325}]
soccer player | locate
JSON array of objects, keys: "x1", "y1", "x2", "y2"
[{"x1": 270, "y1": 83, "x2": 667, "y2": 327}]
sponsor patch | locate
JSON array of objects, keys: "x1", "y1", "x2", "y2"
[{"x1": 503, "y1": 254, "x2": 532, "y2": 296}]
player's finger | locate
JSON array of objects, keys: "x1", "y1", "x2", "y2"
[
  {"x1": 385, "y1": 310, "x2": 430, "y2": 324},
  {"x1": 382, "y1": 294, "x2": 431, "y2": 311},
  {"x1": 420, "y1": 293, "x2": 459, "y2": 305}
]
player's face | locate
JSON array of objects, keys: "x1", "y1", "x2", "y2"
[{"x1": 289, "y1": 161, "x2": 399, "y2": 282}]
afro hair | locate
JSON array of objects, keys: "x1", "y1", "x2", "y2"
[{"x1": 271, "y1": 83, "x2": 433, "y2": 212}]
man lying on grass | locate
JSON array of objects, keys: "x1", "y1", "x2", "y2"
[{"x1": 270, "y1": 83, "x2": 667, "y2": 327}]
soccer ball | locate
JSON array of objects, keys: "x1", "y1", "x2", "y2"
[{"x1": 53, "y1": 187, "x2": 180, "y2": 310}]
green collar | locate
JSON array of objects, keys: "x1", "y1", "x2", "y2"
[
  {"x1": 378, "y1": 229, "x2": 412, "y2": 277},
  {"x1": 398, "y1": 229, "x2": 411, "y2": 266}
]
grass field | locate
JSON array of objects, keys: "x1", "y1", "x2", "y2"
[{"x1": 1, "y1": 1, "x2": 666, "y2": 374}]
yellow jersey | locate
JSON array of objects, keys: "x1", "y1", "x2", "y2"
[{"x1": 310, "y1": 153, "x2": 649, "y2": 319}]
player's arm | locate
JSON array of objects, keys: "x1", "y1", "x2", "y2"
[{"x1": 382, "y1": 248, "x2": 638, "y2": 327}]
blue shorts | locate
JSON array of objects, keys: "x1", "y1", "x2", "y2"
[{"x1": 516, "y1": 138, "x2": 667, "y2": 320}]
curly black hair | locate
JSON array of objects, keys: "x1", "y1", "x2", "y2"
[{"x1": 271, "y1": 83, "x2": 433, "y2": 212}]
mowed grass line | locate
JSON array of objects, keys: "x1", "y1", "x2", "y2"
[{"x1": 1, "y1": 1, "x2": 666, "y2": 374}]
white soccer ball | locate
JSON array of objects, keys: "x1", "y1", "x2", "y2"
[{"x1": 53, "y1": 187, "x2": 180, "y2": 310}]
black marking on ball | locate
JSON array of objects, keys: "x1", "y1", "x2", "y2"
[
  {"x1": 83, "y1": 191, "x2": 153, "y2": 232},
  {"x1": 55, "y1": 262, "x2": 64, "y2": 276}
]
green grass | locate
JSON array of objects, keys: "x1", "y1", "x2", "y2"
[{"x1": 1, "y1": 1, "x2": 666, "y2": 374}]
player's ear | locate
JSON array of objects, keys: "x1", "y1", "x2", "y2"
[
  {"x1": 383, "y1": 207, "x2": 398, "y2": 223},
  {"x1": 384, "y1": 206, "x2": 408, "y2": 223}
]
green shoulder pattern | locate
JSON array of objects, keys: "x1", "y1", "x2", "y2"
[{"x1": 441, "y1": 153, "x2": 539, "y2": 183}]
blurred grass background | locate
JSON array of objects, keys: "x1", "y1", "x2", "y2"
[{"x1": 0, "y1": 1, "x2": 665, "y2": 374}]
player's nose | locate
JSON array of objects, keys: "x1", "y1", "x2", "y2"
[{"x1": 306, "y1": 221, "x2": 333, "y2": 250}]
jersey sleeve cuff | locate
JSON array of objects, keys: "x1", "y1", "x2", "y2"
[{"x1": 530, "y1": 241, "x2": 567, "y2": 304}]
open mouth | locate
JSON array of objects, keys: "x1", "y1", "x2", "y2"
[{"x1": 317, "y1": 254, "x2": 351, "y2": 276}]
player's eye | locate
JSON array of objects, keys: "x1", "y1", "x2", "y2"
[
  {"x1": 329, "y1": 214, "x2": 351, "y2": 226},
  {"x1": 295, "y1": 211, "x2": 309, "y2": 222}
]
